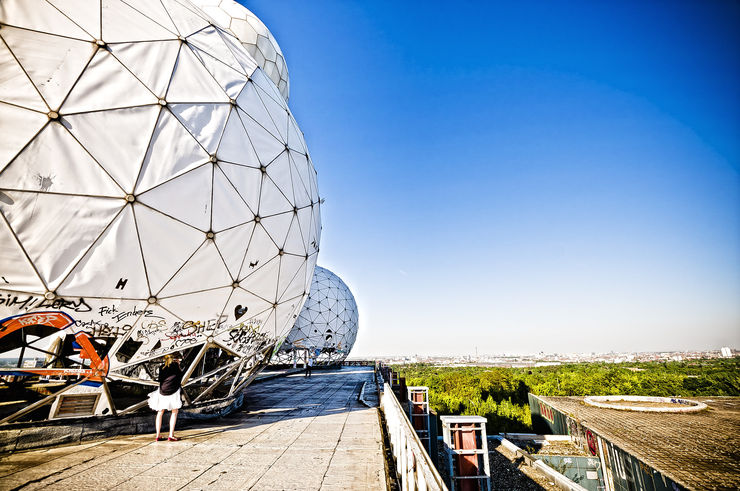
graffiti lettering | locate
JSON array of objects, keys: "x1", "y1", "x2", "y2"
[
  {"x1": 75, "y1": 319, "x2": 133, "y2": 337},
  {"x1": 539, "y1": 401, "x2": 554, "y2": 423},
  {"x1": 18, "y1": 313, "x2": 65, "y2": 327},
  {"x1": 139, "y1": 337, "x2": 198, "y2": 358},
  {"x1": 224, "y1": 320, "x2": 271, "y2": 353},
  {"x1": 0, "y1": 293, "x2": 92, "y2": 312},
  {"x1": 112, "y1": 307, "x2": 161, "y2": 323},
  {"x1": 585, "y1": 429, "x2": 598, "y2": 456},
  {"x1": 164, "y1": 316, "x2": 227, "y2": 340}
]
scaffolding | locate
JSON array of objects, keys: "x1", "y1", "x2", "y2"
[
  {"x1": 407, "y1": 386, "x2": 432, "y2": 455},
  {"x1": 441, "y1": 415, "x2": 491, "y2": 491}
]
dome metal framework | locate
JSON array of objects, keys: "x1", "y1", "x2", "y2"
[
  {"x1": 191, "y1": 0, "x2": 290, "y2": 102},
  {"x1": 275, "y1": 266, "x2": 358, "y2": 366},
  {"x1": 0, "y1": 0, "x2": 319, "y2": 422}
]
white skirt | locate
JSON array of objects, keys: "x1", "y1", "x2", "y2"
[{"x1": 147, "y1": 388, "x2": 182, "y2": 411}]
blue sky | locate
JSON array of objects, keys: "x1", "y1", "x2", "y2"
[{"x1": 243, "y1": 0, "x2": 740, "y2": 356}]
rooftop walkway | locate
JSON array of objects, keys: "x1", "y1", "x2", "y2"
[{"x1": 0, "y1": 366, "x2": 386, "y2": 490}]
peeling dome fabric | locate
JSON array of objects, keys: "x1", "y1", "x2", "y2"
[
  {"x1": 276, "y1": 266, "x2": 359, "y2": 366},
  {"x1": 0, "y1": 0, "x2": 320, "y2": 412},
  {"x1": 191, "y1": 0, "x2": 290, "y2": 102}
]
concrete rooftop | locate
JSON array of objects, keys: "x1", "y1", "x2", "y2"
[
  {"x1": 538, "y1": 396, "x2": 740, "y2": 490},
  {"x1": 0, "y1": 366, "x2": 386, "y2": 490}
]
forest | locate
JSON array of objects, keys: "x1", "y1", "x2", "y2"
[{"x1": 395, "y1": 358, "x2": 739, "y2": 433}]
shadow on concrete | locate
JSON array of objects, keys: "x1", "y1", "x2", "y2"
[{"x1": 169, "y1": 366, "x2": 378, "y2": 439}]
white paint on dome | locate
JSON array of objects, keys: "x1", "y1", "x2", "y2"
[
  {"x1": 191, "y1": 0, "x2": 290, "y2": 102},
  {"x1": 0, "y1": 0, "x2": 319, "y2": 415}
]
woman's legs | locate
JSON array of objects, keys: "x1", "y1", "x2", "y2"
[
  {"x1": 169, "y1": 408, "x2": 179, "y2": 438},
  {"x1": 155, "y1": 410, "x2": 165, "y2": 438}
]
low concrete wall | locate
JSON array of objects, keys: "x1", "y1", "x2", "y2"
[
  {"x1": 0, "y1": 391, "x2": 246, "y2": 454},
  {"x1": 0, "y1": 411, "x2": 157, "y2": 454}
]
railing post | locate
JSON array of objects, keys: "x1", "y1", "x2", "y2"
[{"x1": 380, "y1": 382, "x2": 448, "y2": 491}]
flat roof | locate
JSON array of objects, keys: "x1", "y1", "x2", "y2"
[{"x1": 536, "y1": 396, "x2": 740, "y2": 490}]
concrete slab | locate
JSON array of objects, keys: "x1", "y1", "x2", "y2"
[{"x1": 0, "y1": 366, "x2": 385, "y2": 490}]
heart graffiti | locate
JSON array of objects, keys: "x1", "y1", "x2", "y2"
[{"x1": 234, "y1": 305, "x2": 248, "y2": 320}]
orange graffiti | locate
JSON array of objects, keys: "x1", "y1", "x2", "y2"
[{"x1": 0, "y1": 311, "x2": 109, "y2": 381}]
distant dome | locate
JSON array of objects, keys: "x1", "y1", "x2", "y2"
[
  {"x1": 276, "y1": 266, "x2": 359, "y2": 365},
  {"x1": 192, "y1": 0, "x2": 290, "y2": 102}
]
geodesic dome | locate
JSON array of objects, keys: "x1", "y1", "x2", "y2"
[
  {"x1": 275, "y1": 266, "x2": 358, "y2": 366},
  {"x1": 0, "y1": 0, "x2": 319, "y2": 421},
  {"x1": 191, "y1": 0, "x2": 290, "y2": 102}
]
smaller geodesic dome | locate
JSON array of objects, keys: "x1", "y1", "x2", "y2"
[
  {"x1": 191, "y1": 0, "x2": 290, "y2": 102},
  {"x1": 275, "y1": 266, "x2": 358, "y2": 365}
]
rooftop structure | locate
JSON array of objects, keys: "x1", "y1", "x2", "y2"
[
  {"x1": 0, "y1": 366, "x2": 384, "y2": 490},
  {"x1": 530, "y1": 395, "x2": 740, "y2": 490}
]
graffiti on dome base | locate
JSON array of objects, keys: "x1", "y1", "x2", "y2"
[{"x1": 0, "y1": 311, "x2": 109, "y2": 381}]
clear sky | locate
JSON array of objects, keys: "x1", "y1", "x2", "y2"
[{"x1": 242, "y1": 0, "x2": 740, "y2": 356}]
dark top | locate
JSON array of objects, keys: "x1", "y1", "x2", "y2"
[{"x1": 158, "y1": 363, "x2": 183, "y2": 396}]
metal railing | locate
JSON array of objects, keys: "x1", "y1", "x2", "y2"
[{"x1": 381, "y1": 381, "x2": 447, "y2": 491}]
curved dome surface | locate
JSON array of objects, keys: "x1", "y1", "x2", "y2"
[
  {"x1": 277, "y1": 266, "x2": 359, "y2": 365},
  {"x1": 0, "y1": 0, "x2": 319, "y2": 420},
  {"x1": 192, "y1": 0, "x2": 290, "y2": 102}
]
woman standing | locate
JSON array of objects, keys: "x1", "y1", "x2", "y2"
[{"x1": 148, "y1": 354, "x2": 184, "y2": 441}]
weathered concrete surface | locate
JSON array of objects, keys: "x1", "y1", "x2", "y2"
[{"x1": 0, "y1": 366, "x2": 385, "y2": 490}]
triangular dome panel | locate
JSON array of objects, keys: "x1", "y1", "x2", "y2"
[
  {"x1": 258, "y1": 174, "x2": 293, "y2": 217},
  {"x1": 242, "y1": 256, "x2": 279, "y2": 302},
  {"x1": 170, "y1": 103, "x2": 230, "y2": 154},
  {"x1": 0, "y1": 191, "x2": 123, "y2": 291},
  {"x1": 1, "y1": 25, "x2": 95, "y2": 110},
  {"x1": 0, "y1": 122, "x2": 123, "y2": 197},
  {"x1": 218, "y1": 162, "x2": 261, "y2": 213},
  {"x1": 137, "y1": 163, "x2": 213, "y2": 232},
  {"x1": 47, "y1": 0, "x2": 102, "y2": 39},
  {"x1": 57, "y1": 204, "x2": 149, "y2": 298},
  {"x1": 167, "y1": 45, "x2": 229, "y2": 103},
  {"x1": 214, "y1": 221, "x2": 255, "y2": 278},
  {"x1": 158, "y1": 240, "x2": 232, "y2": 297},
  {"x1": 212, "y1": 165, "x2": 254, "y2": 231},
  {"x1": 0, "y1": 214, "x2": 45, "y2": 293},
  {"x1": 109, "y1": 40, "x2": 181, "y2": 98},
  {"x1": 0, "y1": 104, "x2": 47, "y2": 173},
  {"x1": 161, "y1": 0, "x2": 211, "y2": 37},
  {"x1": 61, "y1": 49, "x2": 157, "y2": 113},
  {"x1": 114, "y1": 0, "x2": 179, "y2": 34},
  {"x1": 260, "y1": 211, "x2": 292, "y2": 249},
  {"x1": 0, "y1": 42, "x2": 47, "y2": 112},
  {"x1": 133, "y1": 203, "x2": 204, "y2": 294},
  {"x1": 239, "y1": 224, "x2": 279, "y2": 281},
  {"x1": 1, "y1": 0, "x2": 93, "y2": 40},
  {"x1": 63, "y1": 105, "x2": 160, "y2": 193},
  {"x1": 217, "y1": 110, "x2": 260, "y2": 167},
  {"x1": 134, "y1": 108, "x2": 210, "y2": 193},
  {"x1": 101, "y1": 0, "x2": 178, "y2": 42},
  {"x1": 237, "y1": 107, "x2": 284, "y2": 165}
]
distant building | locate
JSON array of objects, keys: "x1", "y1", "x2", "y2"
[
  {"x1": 720, "y1": 346, "x2": 732, "y2": 357},
  {"x1": 529, "y1": 395, "x2": 740, "y2": 490}
]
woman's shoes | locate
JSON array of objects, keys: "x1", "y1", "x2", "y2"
[{"x1": 155, "y1": 435, "x2": 180, "y2": 442}]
